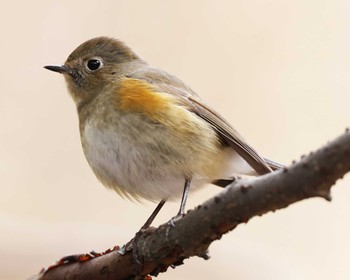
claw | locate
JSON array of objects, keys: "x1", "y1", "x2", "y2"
[
  {"x1": 117, "y1": 244, "x2": 128, "y2": 255},
  {"x1": 168, "y1": 213, "x2": 184, "y2": 227}
]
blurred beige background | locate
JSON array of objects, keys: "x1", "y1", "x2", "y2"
[{"x1": 1, "y1": 1, "x2": 350, "y2": 279}]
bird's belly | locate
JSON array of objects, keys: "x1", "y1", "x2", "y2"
[
  {"x1": 80, "y1": 107, "x2": 255, "y2": 202},
  {"x1": 81, "y1": 119, "x2": 214, "y2": 202}
]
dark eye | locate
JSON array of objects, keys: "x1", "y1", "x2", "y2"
[{"x1": 87, "y1": 59, "x2": 101, "y2": 71}]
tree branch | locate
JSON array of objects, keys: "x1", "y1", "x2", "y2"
[{"x1": 33, "y1": 129, "x2": 350, "y2": 280}]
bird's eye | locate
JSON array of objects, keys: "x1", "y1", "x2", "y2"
[{"x1": 86, "y1": 59, "x2": 102, "y2": 71}]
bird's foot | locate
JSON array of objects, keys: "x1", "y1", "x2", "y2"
[{"x1": 168, "y1": 213, "x2": 185, "y2": 227}]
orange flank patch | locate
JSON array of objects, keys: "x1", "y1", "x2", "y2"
[{"x1": 117, "y1": 78, "x2": 175, "y2": 119}]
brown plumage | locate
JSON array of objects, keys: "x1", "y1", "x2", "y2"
[{"x1": 44, "y1": 37, "x2": 283, "y2": 225}]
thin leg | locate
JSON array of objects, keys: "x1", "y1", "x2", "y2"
[
  {"x1": 178, "y1": 179, "x2": 191, "y2": 216},
  {"x1": 168, "y1": 179, "x2": 192, "y2": 227},
  {"x1": 120, "y1": 199, "x2": 167, "y2": 257},
  {"x1": 141, "y1": 199, "x2": 166, "y2": 230}
]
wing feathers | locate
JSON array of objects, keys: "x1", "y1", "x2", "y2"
[{"x1": 127, "y1": 70, "x2": 278, "y2": 175}]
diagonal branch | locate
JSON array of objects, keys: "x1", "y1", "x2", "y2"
[{"x1": 33, "y1": 129, "x2": 350, "y2": 280}]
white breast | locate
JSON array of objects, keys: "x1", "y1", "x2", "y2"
[
  {"x1": 81, "y1": 112, "x2": 257, "y2": 202},
  {"x1": 81, "y1": 119, "x2": 209, "y2": 202}
]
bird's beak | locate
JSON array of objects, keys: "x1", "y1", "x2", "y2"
[{"x1": 44, "y1": 65, "x2": 71, "y2": 74}]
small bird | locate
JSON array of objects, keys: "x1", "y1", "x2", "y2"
[{"x1": 45, "y1": 37, "x2": 282, "y2": 228}]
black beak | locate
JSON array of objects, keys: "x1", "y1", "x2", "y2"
[{"x1": 44, "y1": 65, "x2": 71, "y2": 74}]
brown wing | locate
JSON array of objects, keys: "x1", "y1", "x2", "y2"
[
  {"x1": 186, "y1": 96, "x2": 272, "y2": 175},
  {"x1": 128, "y1": 68, "x2": 274, "y2": 175}
]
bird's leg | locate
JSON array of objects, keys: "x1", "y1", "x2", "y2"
[
  {"x1": 119, "y1": 199, "x2": 166, "y2": 257},
  {"x1": 122, "y1": 180, "x2": 191, "y2": 263},
  {"x1": 169, "y1": 178, "x2": 191, "y2": 225},
  {"x1": 179, "y1": 178, "x2": 191, "y2": 216},
  {"x1": 140, "y1": 199, "x2": 166, "y2": 230}
]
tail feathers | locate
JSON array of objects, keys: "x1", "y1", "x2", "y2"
[
  {"x1": 212, "y1": 178, "x2": 236, "y2": 187},
  {"x1": 212, "y1": 158, "x2": 284, "y2": 188}
]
